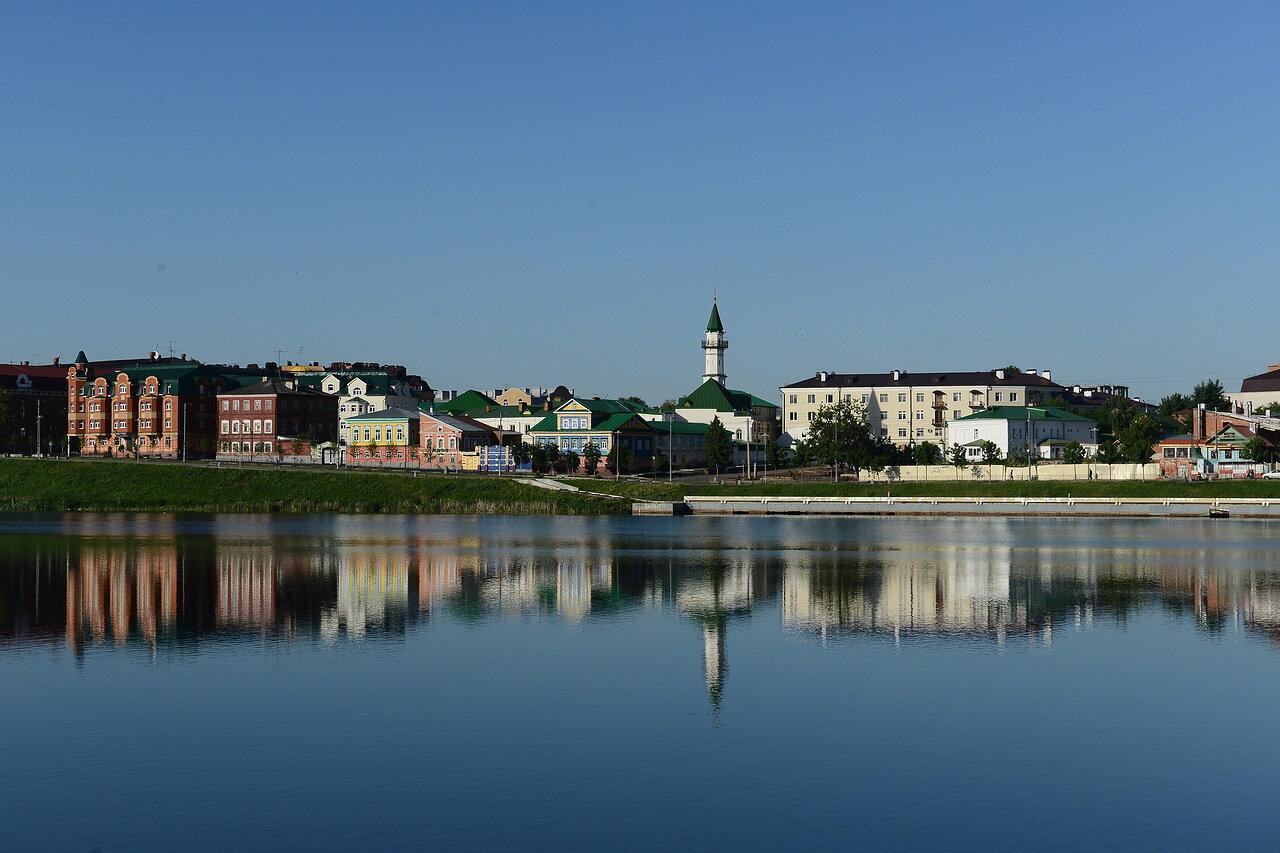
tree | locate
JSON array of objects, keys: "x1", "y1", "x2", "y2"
[
  {"x1": 512, "y1": 441, "x2": 533, "y2": 467},
  {"x1": 1158, "y1": 392, "x2": 1191, "y2": 419},
  {"x1": 804, "y1": 400, "x2": 888, "y2": 480},
  {"x1": 979, "y1": 441, "x2": 1002, "y2": 464},
  {"x1": 1096, "y1": 439, "x2": 1124, "y2": 464},
  {"x1": 619, "y1": 395, "x2": 648, "y2": 408},
  {"x1": 1094, "y1": 396, "x2": 1137, "y2": 435},
  {"x1": 1062, "y1": 441, "x2": 1086, "y2": 464},
  {"x1": 582, "y1": 441, "x2": 601, "y2": 475},
  {"x1": 1116, "y1": 414, "x2": 1162, "y2": 463},
  {"x1": 999, "y1": 365, "x2": 1021, "y2": 374},
  {"x1": 606, "y1": 442, "x2": 633, "y2": 475},
  {"x1": 1244, "y1": 437, "x2": 1272, "y2": 465},
  {"x1": 658, "y1": 399, "x2": 679, "y2": 411},
  {"x1": 563, "y1": 450, "x2": 580, "y2": 474},
  {"x1": 765, "y1": 441, "x2": 790, "y2": 469},
  {"x1": 1190, "y1": 379, "x2": 1229, "y2": 412},
  {"x1": 949, "y1": 443, "x2": 968, "y2": 467},
  {"x1": 703, "y1": 417, "x2": 732, "y2": 473},
  {"x1": 912, "y1": 441, "x2": 941, "y2": 465}
]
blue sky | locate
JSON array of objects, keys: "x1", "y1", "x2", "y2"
[{"x1": 4, "y1": 1, "x2": 1279, "y2": 405}]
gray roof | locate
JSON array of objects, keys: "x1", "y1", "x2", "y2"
[
  {"x1": 226, "y1": 378, "x2": 334, "y2": 397},
  {"x1": 421, "y1": 412, "x2": 493, "y2": 435},
  {"x1": 783, "y1": 370, "x2": 1063, "y2": 390},
  {"x1": 344, "y1": 407, "x2": 422, "y2": 422}
]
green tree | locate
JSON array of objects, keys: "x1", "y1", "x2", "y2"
[
  {"x1": 512, "y1": 441, "x2": 533, "y2": 467},
  {"x1": 804, "y1": 400, "x2": 889, "y2": 480},
  {"x1": 1158, "y1": 392, "x2": 1191, "y2": 418},
  {"x1": 1116, "y1": 414, "x2": 1162, "y2": 463},
  {"x1": 1096, "y1": 439, "x2": 1124, "y2": 464},
  {"x1": 606, "y1": 442, "x2": 633, "y2": 475},
  {"x1": 1062, "y1": 441, "x2": 1086, "y2": 464},
  {"x1": 912, "y1": 441, "x2": 941, "y2": 465},
  {"x1": 1244, "y1": 436, "x2": 1272, "y2": 464},
  {"x1": 979, "y1": 441, "x2": 1002, "y2": 464},
  {"x1": 703, "y1": 417, "x2": 732, "y2": 473},
  {"x1": 582, "y1": 441, "x2": 601, "y2": 475},
  {"x1": 619, "y1": 396, "x2": 648, "y2": 408},
  {"x1": 765, "y1": 441, "x2": 790, "y2": 469},
  {"x1": 999, "y1": 365, "x2": 1021, "y2": 374},
  {"x1": 658, "y1": 399, "x2": 679, "y2": 411},
  {"x1": 791, "y1": 439, "x2": 814, "y2": 467},
  {"x1": 949, "y1": 443, "x2": 968, "y2": 467},
  {"x1": 1190, "y1": 379, "x2": 1229, "y2": 412},
  {"x1": 563, "y1": 450, "x2": 580, "y2": 474}
]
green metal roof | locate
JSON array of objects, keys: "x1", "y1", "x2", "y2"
[
  {"x1": 344, "y1": 407, "x2": 420, "y2": 422},
  {"x1": 678, "y1": 379, "x2": 777, "y2": 413},
  {"x1": 706, "y1": 300, "x2": 724, "y2": 333},
  {"x1": 74, "y1": 351, "x2": 88, "y2": 364},
  {"x1": 437, "y1": 389, "x2": 499, "y2": 413},
  {"x1": 648, "y1": 420, "x2": 709, "y2": 436},
  {"x1": 954, "y1": 406, "x2": 1096, "y2": 423}
]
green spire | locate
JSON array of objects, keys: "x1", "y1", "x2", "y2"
[
  {"x1": 706, "y1": 299, "x2": 724, "y2": 333},
  {"x1": 74, "y1": 350, "x2": 88, "y2": 364}
]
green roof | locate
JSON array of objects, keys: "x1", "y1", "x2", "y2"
[
  {"x1": 74, "y1": 351, "x2": 88, "y2": 364},
  {"x1": 707, "y1": 300, "x2": 724, "y2": 333},
  {"x1": 344, "y1": 407, "x2": 420, "y2": 422},
  {"x1": 955, "y1": 406, "x2": 1096, "y2": 423},
  {"x1": 648, "y1": 420, "x2": 709, "y2": 436},
  {"x1": 678, "y1": 379, "x2": 777, "y2": 413},
  {"x1": 437, "y1": 389, "x2": 499, "y2": 414},
  {"x1": 529, "y1": 411, "x2": 655, "y2": 434}
]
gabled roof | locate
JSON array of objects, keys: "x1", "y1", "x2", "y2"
[
  {"x1": 557, "y1": 397, "x2": 639, "y2": 415},
  {"x1": 436, "y1": 389, "x2": 499, "y2": 414},
  {"x1": 528, "y1": 411, "x2": 655, "y2": 433},
  {"x1": 679, "y1": 379, "x2": 777, "y2": 412},
  {"x1": 954, "y1": 406, "x2": 1096, "y2": 423},
  {"x1": 420, "y1": 412, "x2": 495, "y2": 435}
]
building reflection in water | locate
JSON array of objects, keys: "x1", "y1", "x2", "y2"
[{"x1": 6, "y1": 523, "x2": 1280, "y2": 689}]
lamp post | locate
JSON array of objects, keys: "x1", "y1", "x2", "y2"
[
  {"x1": 35, "y1": 400, "x2": 42, "y2": 458},
  {"x1": 182, "y1": 402, "x2": 189, "y2": 462}
]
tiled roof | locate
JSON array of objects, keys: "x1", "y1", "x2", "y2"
[{"x1": 783, "y1": 370, "x2": 1064, "y2": 390}]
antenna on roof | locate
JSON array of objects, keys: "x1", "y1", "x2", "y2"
[{"x1": 167, "y1": 340, "x2": 177, "y2": 358}]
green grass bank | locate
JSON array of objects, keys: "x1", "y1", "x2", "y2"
[
  {"x1": 0, "y1": 459, "x2": 625, "y2": 515},
  {"x1": 567, "y1": 477, "x2": 1280, "y2": 502}
]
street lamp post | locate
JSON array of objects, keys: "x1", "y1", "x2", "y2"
[{"x1": 182, "y1": 402, "x2": 189, "y2": 462}]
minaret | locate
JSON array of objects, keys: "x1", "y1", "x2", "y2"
[{"x1": 702, "y1": 298, "x2": 728, "y2": 384}]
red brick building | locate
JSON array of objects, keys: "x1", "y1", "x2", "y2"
[
  {"x1": 216, "y1": 378, "x2": 338, "y2": 463},
  {"x1": 67, "y1": 352, "x2": 254, "y2": 459},
  {"x1": 0, "y1": 361, "x2": 68, "y2": 455}
]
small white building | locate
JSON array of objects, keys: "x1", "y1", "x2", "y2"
[{"x1": 945, "y1": 406, "x2": 1099, "y2": 460}]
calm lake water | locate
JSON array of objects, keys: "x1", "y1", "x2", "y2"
[{"x1": 4, "y1": 513, "x2": 1280, "y2": 851}]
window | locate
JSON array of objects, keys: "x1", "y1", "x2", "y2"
[
  {"x1": 879, "y1": 394, "x2": 888, "y2": 403},
  {"x1": 860, "y1": 394, "x2": 869, "y2": 403},
  {"x1": 826, "y1": 394, "x2": 834, "y2": 403},
  {"x1": 233, "y1": 400, "x2": 241, "y2": 411},
  {"x1": 1164, "y1": 448, "x2": 1176, "y2": 458},
  {"x1": 898, "y1": 412, "x2": 907, "y2": 420},
  {"x1": 953, "y1": 393, "x2": 961, "y2": 402},
  {"x1": 449, "y1": 437, "x2": 457, "y2": 449},
  {"x1": 264, "y1": 442, "x2": 272, "y2": 453},
  {"x1": 221, "y1": 419, "x2": 229, "y2": 433},
  {"x1": 264, "y1": 419, "x2": 272, "y2": 433},
  {"x1": 915, "y1": 394, "x2": 924, "y2": 403},
  {"x1": 254, "y1": 400, "x2": 262, "y2": 411},
  {"x1": 898, "y1": 429, "x2": 907, "y2": 437},
  {"x1": 807, "y1": 395, "x2": 815, "y2": 404},
  {"x1": 880, "y1": 428, "x2": 888, "y2": 437},
  {"x1": 880, "y1": 413, "x2": 887, "y2": 420},
  {"x1": 951, "y1": 410, "x2": 960, "y2": 419},
  {"x1": 916, "y1": 429, "x2": 924, "y2": 438},
  {"x1": 898, "y1": 393, "x2": 907, "y2": 403},
  {"x1": 807, "y1": 411, "x2": 815, "y2": 421},
  {"x1": 789, "y1": 412, "x2": 797, "y2": 421},
  {"x1": 165, "y1": 400, "x2": 172, "y2": 410},
  {"x1": 1009, "y1": 393, "x2": 1018, "y2": 402},
  {"x1": 789, "y1": 395, "x2": 796, "y2": 404},
  {"x1": 994, "y1": 392, "x2": 1003, "y2": 402},
  {"x1": 915, "y1": 411, "x2": 924, "y2": 420}
]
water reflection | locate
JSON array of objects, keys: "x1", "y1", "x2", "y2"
[{"x1": 6, "y1": 515, "x2": 1280, "y2": 673}]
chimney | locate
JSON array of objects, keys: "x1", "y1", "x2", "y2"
[
  {"x1": 53, "y1": 356, "x2": 60, "y2": 366},
  {"x1": 180, "y1": 353, "x2": 186, "y2": 361},
  {"x1": 150, "y1": 351, "x2": 160, "y2": 360},
  {"x1": 1194, "y1": 403, "x2": 1207, "y2": 440},
  {"x1": 1043, "y1": 369, "x2": 1051, "y2": 381},
  {"x1": 891, "y1": 369, "x2": 900, "y2": 381},
  {"x1": 995, "y1": 369, "x2": 1005, "y2": 380},
  {"x1": 818, "y1": 371, "x2": 828, "y2": 382},
  {"x1": 1026, "y1": 369, "x2": 1037, "y2": 376}
]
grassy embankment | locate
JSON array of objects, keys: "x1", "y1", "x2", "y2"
[
  {"x1": 566, "y1": 477, "x2": 1280, "y2": 502},
  {"x1": 0, "y1": 459, "x2": 625, "y2": 514}
]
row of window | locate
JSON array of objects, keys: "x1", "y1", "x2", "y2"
[
  {"x1": 222, "y1": 419, "x2": 273, "y2": 435},
  {"x1": 789, "y1": 391, "x2": 1023, "y2": 405}
]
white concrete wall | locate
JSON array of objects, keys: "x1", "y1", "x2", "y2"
[{"x1": 850, "y1": 463, "x2": 1161, "y2": 482}]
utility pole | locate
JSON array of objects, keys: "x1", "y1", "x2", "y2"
[{"x1": 35, "y1": 400, "x2": 41, "y2": 458}]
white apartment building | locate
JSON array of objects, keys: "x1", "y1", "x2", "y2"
[{"x1": 779, "y1": 368, "x2": 1065, "y2": 448}]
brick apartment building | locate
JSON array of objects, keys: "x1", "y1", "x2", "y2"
[
  {"x1": 0, "y1": 360, "x2": 69, "y2": 455},
  {"x1": 67, "y1": 352, "x2": 257, "y2": 460},
  {"x1": 216, "y1": 378, "x2": 338, "y2": 462}
]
